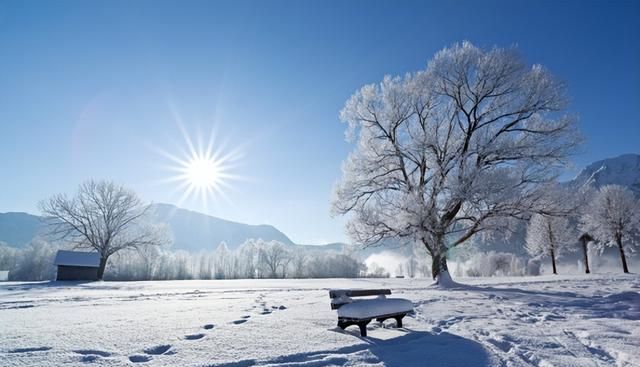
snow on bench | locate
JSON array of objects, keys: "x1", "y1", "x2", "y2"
[{"x1": 329, "y1": 288, "x2": 413, "y2": 337}]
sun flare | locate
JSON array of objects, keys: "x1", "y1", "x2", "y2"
[
  {"x1": 185, "y1": 156, "x2": 221, "y2": 189},
  {"x1": 155, "y1": 121, "x2": 243, "y2": 209}
]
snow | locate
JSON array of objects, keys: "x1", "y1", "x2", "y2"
[
  {"x1": 336, "y1": 298, "x2": 413, "y2": 319},
  {"x1": 0, "y1": 275, "x2": 639, "y2": 366},
  {"x1": 53, "y1": 250, "x2": 100, "y2": 267},
  {"x1": 431, "y1": 270, "x2": 463, "y2": 288}
]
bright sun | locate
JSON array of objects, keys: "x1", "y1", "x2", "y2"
[
  {"x1": 186, "y1": 157, "x2": 221, "y2": 189},
  {"x1": 155, "y1": 122, "x2": 242, "y2": 209}
]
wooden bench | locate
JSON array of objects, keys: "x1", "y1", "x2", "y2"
[{"x1": 329, "y1": 289, "x2": 413, "y2": 337}]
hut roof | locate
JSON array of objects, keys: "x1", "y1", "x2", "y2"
[{"x1": 53, "y1": 250, "x2": 100, "y2": 268}]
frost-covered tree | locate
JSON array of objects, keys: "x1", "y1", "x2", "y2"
[
  {"x1": 40, "y1": 180, "x2": 170, "y2": 280},
  {"x1": 0, "y1": 242, "x2": 18, "y2": 271},
  {"x1": 525, "y1": 214, "x2": 575, "y2": 274},
  {"x1": 574, "y1": 186, "x2": 597, "y2": 274},
  {"x1": 258, "y1": 241, "x2": 291, "y2": 278},
  {"x1": 10, "y1": 239, "x2": 57, "y2": 281},
  {"x1": 237, "y1": 239, "x2": 259, "y2": 278},
  {"x1": 291, "y1": 252, "x2": 307, "y2": 278},
  {"x1": 333, "y1": 42, "x2": 579, "y2": 284},
  {"x1": 214, "y1": 242, "x2": 232, "y2": 279},
  {"x1": 581, "y1": 185, "x2": 639, "y2": 273},
  {"x1": 198, "y1": 251, "x2": 214, "y2": 279}
]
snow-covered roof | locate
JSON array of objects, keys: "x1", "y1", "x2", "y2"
[{"x1": 54, "y1": 250, "x2": 100, "y2": 267}]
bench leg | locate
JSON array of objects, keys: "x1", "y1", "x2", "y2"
[
  {"x1": 357, "y1": 320, "x2": 370, "y2": 337},
  {"x1": 338, "y1": 319, "x2": 371, "y2": 337},
  {"x1": 395, "y1": 314, "x2": 405, "y2": 328}
]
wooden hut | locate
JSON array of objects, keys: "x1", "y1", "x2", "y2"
[{"x1": 53, "y1": 250, "x2": 100, "y2": 281}]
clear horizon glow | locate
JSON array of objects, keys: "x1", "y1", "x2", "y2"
[{"x1": 0, "y1": 0, "x2": 638, "y2": 244}]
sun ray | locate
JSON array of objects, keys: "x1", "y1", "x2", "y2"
[{"x1": 155, "y1": 119, "x2": 245, "y2": 210}]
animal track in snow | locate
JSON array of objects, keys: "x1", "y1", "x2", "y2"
[
  {"x1": 203, "y1": 324, "x2": 215, "y2": 330},
  {"x1": 232, "y1": 319, "x2": 248, "y2": 325}
]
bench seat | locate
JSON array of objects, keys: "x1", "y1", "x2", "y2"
[{"x1": 337, "y1": 298, "x2": 413, "y2": 320}]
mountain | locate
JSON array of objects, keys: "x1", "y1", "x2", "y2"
[
  {"x1": 293, "y1": 242, "x2": 347, "y2": 253},
  {"x1": 148, "y1": 203, "x2": 295, "y2": 251},
  {"x1": 0, "y1": 212, "x2": 42, "y2": 247},
  {"x1": 0, "y1": 204, "x2": 298, "y2": 252},
  {"x1": 567, "y1": 153, "x2": 640, "y2": 193}
]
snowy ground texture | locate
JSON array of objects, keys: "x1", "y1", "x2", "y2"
[{"x1": 1, "y1": 275, "x2": 639, "y2": 367}]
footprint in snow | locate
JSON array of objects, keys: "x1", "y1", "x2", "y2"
[
  {"x1": 486, "y1": 338, "x2": 513, "y2": 353},
  {"x1": 80, "y1": 355, "x2": 100, "y2": 363},
  {"x1": 241, "y1": 315, "x2": 251, "y2": 319},
  {"x1": 9, "y1": 346, "x2": 52, "y2": 353},
  {"x1": 184, "y1": 333, "x2": 205, "y2": 340},
  {"x1": 143, "y1": 344, "x2": 172, "y2": 355},
  {"x1": 73, "y1": 350, "x2": 112, "y2": 362},
  {"x1": 129, "y1": 354, "x2": 152, "y2": 363},
  {"x1": 203, "y1": 324, "x2": 215, "y2": 330},
  {"x1": 232, "y1": 319, "x2": 248, "y2": 325}
]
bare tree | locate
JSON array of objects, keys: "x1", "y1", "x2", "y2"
[
  {"x1": 581, "y1": 185, "x2": 639, "y2": 273},
  {"x1": 333, "y1": 42, "x2": 579, "y2": 284},
  {"x1": 40, "y1": 180, "x2": 169, "y2": 280}
]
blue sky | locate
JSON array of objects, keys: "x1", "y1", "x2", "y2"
[{"x1": 0, "y1": 0, "x2": 638, "y2": 245}]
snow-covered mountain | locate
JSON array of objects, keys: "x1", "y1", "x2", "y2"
[{"x1": 566, "y1": 153, "x2": 640, "y2": 193}]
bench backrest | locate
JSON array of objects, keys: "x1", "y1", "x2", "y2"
[{"x1": 329, "y1": 289, "x2": 392, "y2": 310}]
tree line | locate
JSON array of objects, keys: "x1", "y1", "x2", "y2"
[
  {"x1": 0, "y1": 238, "x2": 373, "y2": 281},
  {"x1": 525, "y1": 184, "x2": 639, "y2": 275}
]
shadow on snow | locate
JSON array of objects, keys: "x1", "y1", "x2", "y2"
[{"x1": 206, "y1": 330, "x2": 491, "y2": 367}]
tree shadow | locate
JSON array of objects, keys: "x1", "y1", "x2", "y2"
[
  {"x1": 440, "y1": 283, "x2": 640, "y2": 321},
  {"x1": 212, "y1": 330, "x2": 491, "y2": 367}
]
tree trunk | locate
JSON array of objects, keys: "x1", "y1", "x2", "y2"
[
  {"x1": 581, "y1": 238, "x2": 590, "y2": 274},
  {"x1": 550, "y1": 247, "x2": 557, "y2": 275},
  {"x1": 616, "y1": 235, "x2": 629, "y2": 274},
  {"x1": 97, "y1": 256, "x2": 108, "y2": 280},
  {"x1": 431, "y1": 252, "x2": 449, "y2": 280}
]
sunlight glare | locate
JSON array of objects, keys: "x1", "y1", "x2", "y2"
[
  {"x1": 186, "y1": 156, "x2": 221, "y2": 189},
  {"x1": 154, "y1": 116, "x2": 244, "y2": 210}
]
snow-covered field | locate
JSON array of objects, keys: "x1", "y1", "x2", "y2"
[{"x1": 1, "y1": 275, "x2": 639, "y2": 367}]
